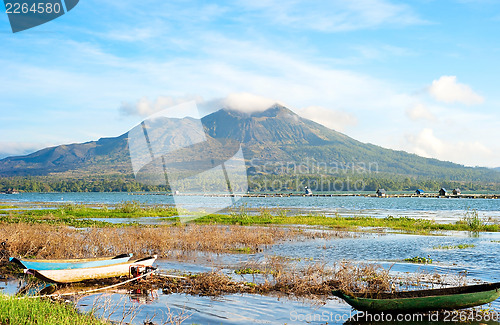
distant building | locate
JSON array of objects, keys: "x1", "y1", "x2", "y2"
[
  {"x1": 453, "y1": 188, "x2": 461, "y2": 195},
  {"x1": 415, "y1": 189, "x2": 424, "y2": 195},
  {"x1": 376, "y1": 189, "x2": 386, "y2": 197},
  {"x1": 304, "y1": 186, "x2": 313, "y2": 195},
  {"x1": 439, "y1": 188, "x2": 447, "y2": 196}
]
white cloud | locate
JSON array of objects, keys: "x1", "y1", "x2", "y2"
[
  {"x1": 428, "y1": 76, "x2": 484, "y2": 105},
  {"x1": 405, "y1": 128, "x2": 494, "y2": 166},
  {"x1": 119, "y1": 95, "x2": 203, "y2": 116},
  {"x1": 240, "y1": 0, "x2": 425, "y2": 32},
  {"x1": 0, "y1": 142, "x2": 50, "y2": 159},
  {"x1": 219, "y1": 93, "x2": 280, "y2": 113},
  {"x1": 298, "y1": 106, "x2": 358, "y2": 132},
  {"x1": 406, "y1": 103, "x2": 435, "y2": 121},
  {"x1": 120, "y1": 93, "x2": 281, "y2": 117}
]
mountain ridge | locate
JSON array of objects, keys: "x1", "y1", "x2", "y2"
[{"x1": 0, "y1": 105, "x2": 498, "y2": 185}]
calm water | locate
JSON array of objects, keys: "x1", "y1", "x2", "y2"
[
  {"x1": 2, "y1": 192, "x2": 500, "y2": 324},
  {"x1": 2, "y1": 232, "x2": 500, "y2": 324},
  {"x1": 2, "y1": 192, "x2": 500, "y2": 222}
]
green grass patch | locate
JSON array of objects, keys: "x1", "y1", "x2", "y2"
[
  {"x1": 433, "y1": 244, "x2": 475, "y2": 250},
  {"x1": 404, "y1": 256, "x2": 433, "y2": 264},
  {"x1": 0, "y1": 213, "x2": 116, "y2": 228},
  {"x1": 234, "y1": 268, "x2": 266, "y2": 275},
  {"x1": 22, "y1": 201, "x2": 178, "y2": 219},
  {"x1": 193, "y1": 213, "x2": 500, "y2": 233},
  {"x1": 0, "y1": 294, "x2": 107, "y2": 325},
  {"x1": 4, "y1": 201, "x2": 181, "y2": 228},
  {"x1": 230, "y1": 247, "x2": 253, "y2": 254},
  {"x1": 0, "y1": 205, "x2": 17, "y2": 210}
]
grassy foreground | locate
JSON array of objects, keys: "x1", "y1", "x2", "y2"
[{"x1": 0, "y1": 295, "x2": 106, "y2": 325}]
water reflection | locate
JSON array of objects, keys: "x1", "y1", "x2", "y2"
[{"x1": 2, "y1": 230, "x2": 500, "y2": 324}]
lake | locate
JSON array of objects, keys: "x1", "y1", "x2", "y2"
[
  {"x1": 1, "y1": 192, "x2": 500, "y2": 324},
  {"x1": 2, "y1": 192, "x2": 500, "y2": 222}
]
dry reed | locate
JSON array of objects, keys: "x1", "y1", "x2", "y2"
[{"x1": 0, "y1": 223, "x2": 346, "y2": 259}]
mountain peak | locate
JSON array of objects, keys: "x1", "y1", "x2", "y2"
[{"x1": 220, "y1": 103, "x2": 295, "y2": 118}]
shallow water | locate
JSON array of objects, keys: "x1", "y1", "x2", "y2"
[
  {"x1": 76, "y1": 231, "x2": 500, "y2": 324},
  {"x1": 3, "y1": 231, "x2": 499, "y2": 324},
  {"x1": 2, "y1": 193, "x2": 500, "y2": 323},
  {"x1": 2, "y1": 192, "x2": 500, "y2": 222}
]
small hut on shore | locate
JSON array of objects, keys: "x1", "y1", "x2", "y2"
[
  {"x1": 415, "y1": 189, "x2": 424, "y2": 195},
  {"x1": 304, "y1": 186, "x2": 312, "y2": 195},
  {"x1": 453, "y1": 188, "x2": 461, "y2": 195},
  {"x1": 376, "y1": 189, "x2": 386, "y2": 197},
  {"x1": 439, "y1": 188, "x2": 447, "y2": 196}
]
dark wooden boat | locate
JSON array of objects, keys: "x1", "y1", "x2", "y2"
[{"x1": 332, "y1": 282, "x2": 500, "y2": 313}]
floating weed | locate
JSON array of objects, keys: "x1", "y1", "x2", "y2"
[
  {"x1": 433, "y1": 244, "x2": 475, "y2": 250},
  {"x1": 230, "y1": 247, "x2": 254, "y2": 254},
  {"x1": 404, "y1": 256, "x2": 433, "y2": 264},
  {"x1": 234, "y1": 268, "x2": 266, "y2": 275}
]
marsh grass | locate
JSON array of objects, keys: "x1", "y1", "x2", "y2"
[
  {"x1": 20, "y1": 202, "x2": 179, "y2": 219},
  {"x1": 195, "y1": 213, "x2": 500, "y2": 233},
  {"x1": 9, "y1": 203, "x2": 500, "y2": 233},
  {"x1": 457, "y1": 209, "x2": 485, "y2": 231},
  {"x1": 0, "y1": 223, "x2": 330, "y2": 260},
  {"x1": 0, "y1": 294, "x2": 108, "y2": 325},
  {"x1": 404, "y1": 256, "x2": 433, "y2": 264},
  {"x1": 136, "y1": 260, "x2": 460, "y2": 300},
  {"x1": 433, "y1": 244, "x2": 475, "y2": 250}
]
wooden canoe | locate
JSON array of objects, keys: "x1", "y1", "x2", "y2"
[
  {"x1": 332, "y1": 282, "x2": 500, "y2": 313},
  {"x1": 26, "y1": 255, "x2": 157, "y2": 283},
  {"x1": 10, "y1": 253, "x2": 133, "y2": 270}
]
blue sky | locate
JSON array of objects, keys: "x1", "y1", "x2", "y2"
[{"x1": 0, "y1": 0, "x2": 499, "y2": 167}]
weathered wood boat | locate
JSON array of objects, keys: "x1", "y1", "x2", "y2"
[
  {"x1": 10, "y1": 253, "x2": 133, "y2": 270},
  {"x1": 26, "y1": 255, "x2": 157, "y2": 283},
  {"x1": 332, "y1": 282, "x2": 500, "y2": 313}
]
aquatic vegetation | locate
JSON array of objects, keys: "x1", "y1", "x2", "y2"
[
  {"x1": 457, "y1": 209, "x2": 485, "y2": 231},
  {"x1": 0, "y1": 294, "x2": 107, "y2": 325},
  {"x1": 0, "y1": 205, "x2": 17, "y2": 210},
  {"x1": 0, "y1": 222, "x2": 324, "y2": 259},
  {"x1": 404, "y1": 256, "x2": 433, "y2": 264},
  {"x1": 0, "y1": 212, "x2": 116, "y2": 228},
  {"x1": 234, "y1": 268, "x2": 266, "y2": 275},
  {"x1": 230, "y1": 247, "x2": 253, "y2": 254},
  {"x1": 21, "y1": 202, "x2": 179, "y2": 219},
  {"x1": 195, "y1": 212, "x2": 500, "y2": 233},
  {"x1": 433, "y1": 244, "x2": 475, "y2": 250}
]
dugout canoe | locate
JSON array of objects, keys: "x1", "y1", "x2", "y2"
[
  {"x1": 332, "y1": 282, "x2": 500, "y2": 313},
  {"x1": 26, "y1": 255, "x2": 157, "y2": 283},
  {"x1": 10, "y1": 253, "x2": 133, "y2": 270}
]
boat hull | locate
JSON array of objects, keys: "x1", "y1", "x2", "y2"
[
  {"x1": 27, "y1": 256, "x2": 157, "y2": 283},
  {"x1": 333, "y1": 282, "x2": 500, "y2": 312},
  {"x1": 10, "y1": 253, "x2": 132, "y2": 270}
]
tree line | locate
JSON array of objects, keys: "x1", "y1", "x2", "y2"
[{"x1": 1, "y1": 174, "x2": 498, "y2": 193}]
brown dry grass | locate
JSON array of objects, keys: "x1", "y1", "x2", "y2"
[
  {"x1": 0, "y1": 223, "x2": 347, "y2": 260},
  {"x1": 334, "y1": 261, "x2": 392, "y2": 295}
]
